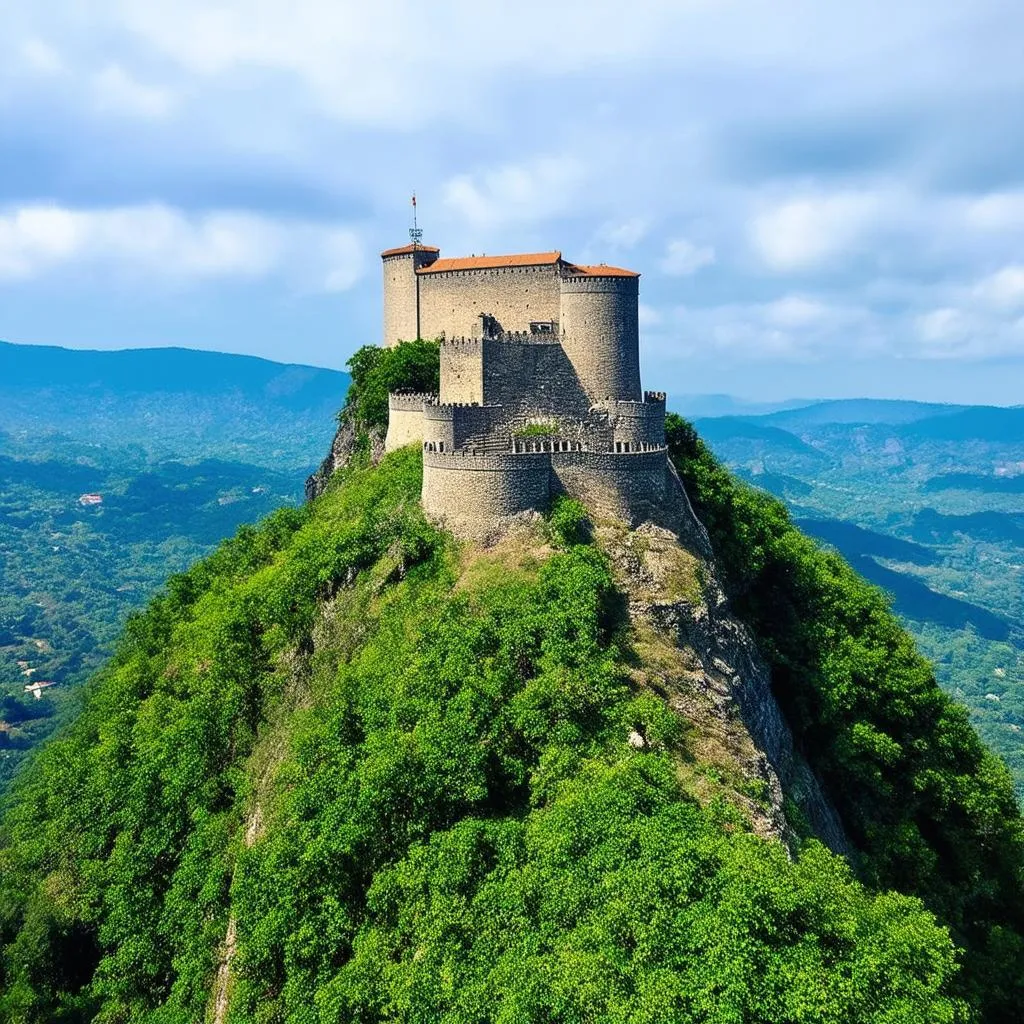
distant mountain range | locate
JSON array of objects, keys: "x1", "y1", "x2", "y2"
[
  {"x1": 0, "y1": 340, "x2": 350, "y2": 468},
  {"x1": 690, "y1": 395, "x2": 1024, "y2": 793}
]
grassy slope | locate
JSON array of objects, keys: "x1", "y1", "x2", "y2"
[{"x1": 0, "y1": 448, "x2": 972, "y2": 1023}]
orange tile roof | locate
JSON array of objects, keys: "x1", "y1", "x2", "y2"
[
  {"x1": 381, "y1": 243, "x2": 440, "y2": 257},
  {"x1": 563, "y1": 263, "x2": 639, "y2": 278},
  {"x1": 417, "y1": 251, "x2": 562, "y2": 273}
]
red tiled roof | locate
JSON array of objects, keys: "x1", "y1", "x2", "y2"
[
  {"x1": 563, "y1": 263, "x2": 639, "y2": 278},
  {"x1": 417, "y1": 251, "x2": 562, "y2": 273},
  {"x1": 380, "y1": 243, "x2": 441, "y2": 258}
]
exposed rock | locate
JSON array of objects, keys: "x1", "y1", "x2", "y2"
[
  {"x1": 305, "y1": 416, "x2": 386, "y2": 501},
  {"x1": 601, "y1": 472, "x2": 851, "y2": 856}
]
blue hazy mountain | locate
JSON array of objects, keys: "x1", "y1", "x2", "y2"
[
  {"x1": 0, "y1": 339, "x2": 350, "y2": 468},
  {"x1": 693, "y1": 397, "x2": 1024, "y2": 792}
]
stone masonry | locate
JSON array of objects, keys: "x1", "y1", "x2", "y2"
[{"x1": 380, "y1": 243, "x2": 669, "y2": 535}]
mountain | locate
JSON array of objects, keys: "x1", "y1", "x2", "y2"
[
  {"x1": 0, "y1": 366, "x2": 1022, "y2": 1021},
  {"x1": 694, "y1": 397, "x2": 1024, "y2": 795},
  {"x1": 0, "y1": 340, "x2": 349, "y2": 468},
  {"x1": 0, "y1": 340, "x2": 350, "y2": 790}
]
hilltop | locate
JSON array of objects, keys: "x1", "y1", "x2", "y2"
[{"x1": 1, "y1": 359, "x2": 1022, "y2": 1021}]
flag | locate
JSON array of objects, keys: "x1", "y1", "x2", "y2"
[{"x1": 412, "y1": 194, "x2": 416, "y2": 207}]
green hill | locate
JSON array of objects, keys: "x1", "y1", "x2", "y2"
[{"x1": 1, "y1": 377, "x2": 1022, "y2": 1019}]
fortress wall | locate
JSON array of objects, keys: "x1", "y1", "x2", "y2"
[
  {"x1": 551, "y1": 448, "x2": 668, "y2": 524},
  {"x1": 612, "y1": 398, "x2": 666, "y2": 447},
  {"x1": 384, "y1": 392, "x2": 437, "y2": 452},
  {"x1": 422, "y1": 402, "x2": 504, "y2": 449},
  {"x1": 385, "y1": 408, "x2": 425, "y2": 451},
  {"x1": 440, "y1": 338, "x2": 484, "y2": 404},
  {"x1": 418, "y1": 265, "x2": 561, "y2": 340},
  {"x1": 558, "y1": 275, "x2": 641, "y2": 403},
  {"x1": 422, "y1": 449, "x2": 551, "y2": 529},
  {"x1": 382, "y1": 248, "x2": 440, "y2": 346},
  {"x1": 481, "y1": 337, "x2": 591, "y2": 417}
]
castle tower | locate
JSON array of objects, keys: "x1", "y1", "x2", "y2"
[
  {"x1": 558, "y1": 267, "x2": 642, "y2": 402},
  {"x1": 381, "y1": 244, "x2": 440, "y2": 347}
]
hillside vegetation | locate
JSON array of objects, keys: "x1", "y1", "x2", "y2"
[
  {"x1": 0, "y1": 351, "x2": 1021, "y2": 1021},
  {"x1": 694, "y1": 402, "x2": 1024, "y2": 794},
  {"x1": 0, "y1": 445, "x2": 975, "y2": 1023}
]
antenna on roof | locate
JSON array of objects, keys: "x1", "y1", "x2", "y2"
[{"x1": 409, "y1": 193, "x2": 423, "y2": 248}]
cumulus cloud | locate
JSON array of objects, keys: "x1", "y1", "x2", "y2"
[
  {"x1": 442, "y1": 156, "x2": 587, "y2": 231},
  {"x1": 0, "y1": 204, "x2": 364, "y2": 292},
  {"x1": 750, "y1": 192, "x2": 881, "y2": 272},
  {"x1": 972, "y1": 265, "x2": 1024, "y2": 310},
  {"x1": 660, "y1": 238, "x2": 715, "y2": 276},
  {"x1": 92, "y1": 64, "x2": 175, "y2": 119}
]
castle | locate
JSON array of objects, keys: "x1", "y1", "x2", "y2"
[{"x1": 381, "y1": 242, "x2": 668, "y2": 534}]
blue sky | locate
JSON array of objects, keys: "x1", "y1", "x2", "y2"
[{"x1": 2, "y1": 1, "x2": 1023, "y2": 404}]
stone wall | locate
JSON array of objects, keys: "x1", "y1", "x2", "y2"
[
  {"x1": 422, "y1": 449, "x2": 551, "y2": 531},
  {"x1": 384, "y1": 392, "x2": 436, "y2": 452},
  {"x1": 611, "y1": 395, "x2": 666, "y2": 448},
  {"x1": 439, "y1": 338, "x2": 484, "y2": 404},
  {"x1": 559, "y1": 274, "x2": 641, "y2": 402},
  {"x1": 481, "y1": 336, "x2": 591, "y2": 417},
  {"x1": 422, "y1": 402, "x2": 505, "y2": 450},
  {"x1": 550, "y1": 448, "x2": 668, "y2": 524},
  {"x1": 419, "y1": 265, "x2": 562, "y2": 340}
]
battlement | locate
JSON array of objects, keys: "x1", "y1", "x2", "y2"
[
  {"x1": 388, "y1": 391, "x2": 438, "y2": 412},
  {"x1": 380, "y1": 237, "x2": 667, "y2": 535}
]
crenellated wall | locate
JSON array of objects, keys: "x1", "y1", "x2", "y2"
[
  {"x1": 558, "y1": 273, "x2": 641, "y2": 403},
  {"x1": 384, "y1": 392, "x2": 437, "y2": 452},
  {"x1": 439, "y1": 338, "x2": 484, "y2": 404},
  {"x1": 422, "y1": 449, "x2": 551, "y2": 530},
  {"x1": 418, "y1": 264, "x2": 561, "y2": 341},
  {"x1": 421, "y1": 401, "x2": 505, "y2": 451},
  {"x1": 611, "y1": 394, "x2": 666, "y2": 448}
]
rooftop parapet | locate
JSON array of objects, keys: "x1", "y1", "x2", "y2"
[
  {"x1": 644, "y1": 390, "x2": 667, "y2": 403},
  {"x1": 388, "y1": 391, "x2": 439, "y2": 411}
]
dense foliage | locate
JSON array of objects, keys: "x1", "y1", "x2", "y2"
[
  {"x1": 0, "y1": 433, "x2": 310, "y2": 791},
  {"x1": 694, "y1": 403, "x2": 1024, "y2": 796},
  {"x1": 0, "y1": 448, "x2": 970, "y2": 1022},
  {"x1": 343, "y1": 340, "x2": 441, "y2": 430},
  {"x1": 667, "y1": 413, "x2": 1024, "y2": 1021}
]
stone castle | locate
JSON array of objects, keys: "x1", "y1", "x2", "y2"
[{"x1": 380, "y1": 242, "x2": 668, "y2": 534}]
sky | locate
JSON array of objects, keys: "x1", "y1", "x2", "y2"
[{"x1": 2, "y1": 0, "x2": 1024, "y2": 405}]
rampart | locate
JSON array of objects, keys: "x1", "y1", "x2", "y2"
[
  {"x1": 420, "y1": 444, "x2": 669, "y2": 533},
  {"x1": 558, "y1": 273, "x2": 641, "y2": 402},
  {"x1": 418, "y1": 264, "x2": 561, "y2": 342},
  {"x1": 380, "y1": 240, "x2": 665, "y2": 535},
  {"x1": 422, "y1": 402, "x2": 504, "y2": 451}
]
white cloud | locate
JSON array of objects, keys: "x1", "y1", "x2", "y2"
[
  {"x1": 20, "y1": 38, "x2": 64, "y2": 75},
  {"x1": 751, "y1": 192, "x2": 880, "y2": 272},
  {"x1": 595, "y1": 218, "x2": 649, "y2": 250},
  {"x1": 963, "y1": 192, "x2": 1024, "y2": 232},
  {"x1": 92, "y1": 64, "x2": 175, "y2": 119},
  {"x1": 0, "y1": 204, "x2": 364, "y2": 292},
  {"x1": 972, "y1": 265, "x2": 1024, "y2": 309},
  {"x1": 660, "y1": 237, "x2": 715, "y2": 276},
  {"x1": 442, "y1": 156, "x2": 586, "y2": 230}
]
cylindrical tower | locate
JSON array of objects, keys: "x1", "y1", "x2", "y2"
[
  {"x1": 381, "y1": 244, "x2": 440, "y2": 347},
  {"x1": 558, "y1": 268, "x2": 641, "y2": 402}
]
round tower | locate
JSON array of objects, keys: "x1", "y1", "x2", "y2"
[
  {"x1": 558, "y1": 267, "x2": 641, "y2": 402},
  {"x1": 381, "y1": 244, "x2": 440, "y2": 347}
]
